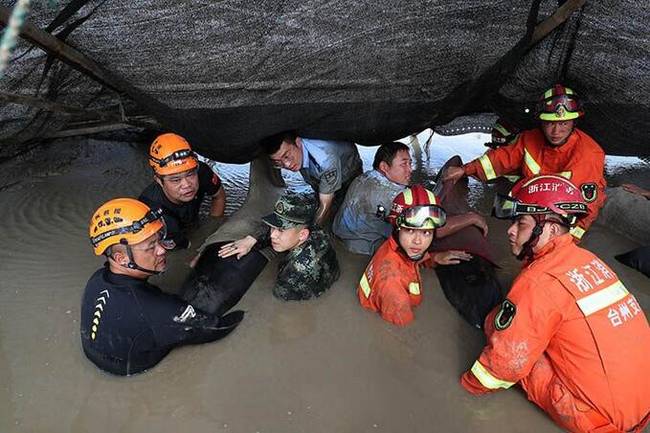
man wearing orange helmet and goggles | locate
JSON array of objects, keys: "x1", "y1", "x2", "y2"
[
  {"x1": 139, "y1": 133, "x2": 226, "y2": 250},
  {"x1": 357, "y1": 185, "x2": 472, "y2": 326},
  {"x1": 461, "y1": 175, "x2": 650, "y2": 433},
  {"x1": 81, "y1": 198, "x2": 242, "y2": 376},
  {"x1": 445, "y1": 84, "x2": 607, "y2": 242}
]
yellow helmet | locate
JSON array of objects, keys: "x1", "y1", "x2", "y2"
[
  {"x1": 148, "y1": 133, "x2": 198, "y2": 176},
  {"x1": 89, "y1": 198, "x2": 164, "y2": 256}
]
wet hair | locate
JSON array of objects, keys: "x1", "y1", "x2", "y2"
[
  {"x1": 260, "y1": 131, "x2": 298, "y2": 155},
  {"x1": 373, "y1": 142, "x2": 410, "y2": 171}
]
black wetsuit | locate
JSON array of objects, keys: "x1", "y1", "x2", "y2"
[
  {"x1": 80, "y1": 265, "x2": 242, "y2": 376},
  {"x1": 139, "y1": 162, "x2": 221, "y2": 249}
]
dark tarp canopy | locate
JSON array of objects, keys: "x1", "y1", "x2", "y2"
[{"x1": 0, "y1": 0, "x2": 648, "y2": 163}]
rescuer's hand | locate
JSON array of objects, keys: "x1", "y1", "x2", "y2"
[
  {"x1": 218, "y1": 235, "x2": 257, "y2": 259},
  {"x1": 434, "y1": 250, "x2": 472, "y2": 265}
]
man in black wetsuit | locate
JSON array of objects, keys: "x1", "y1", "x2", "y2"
[
  {"x1": 139, "y1": 133, "x2": 226, "y2": 250},
  {"x1": 81, "y1": 198, "x2": 242, "y2": 376}
]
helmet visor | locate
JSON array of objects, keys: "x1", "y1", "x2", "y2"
[
  {"x1": 541, "y1": 94, "x2": 581, "y2": 115},
  {"x1": 398, "y1": 205, "x2": 447, "y2": 229},
  {"x1": 492, "y1": 194, "x2": 548, "y2": 219}
]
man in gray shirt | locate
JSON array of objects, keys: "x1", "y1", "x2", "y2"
[
  {"x1": 333, "y1": 142, "x2": 489, "y2": 255},
  {"x1": 261, "y1": 131, "x2": 362, "y2": 226}
]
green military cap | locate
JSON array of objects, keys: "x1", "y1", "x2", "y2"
[{"x1": 262, "y1": 193, "x2": 317, "y2": 229}]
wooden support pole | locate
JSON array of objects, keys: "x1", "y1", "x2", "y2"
[
  {"x1": 0, "y1": 90, "x2": 117, "y2": 121},
  {"x1": 529, "y1": 0, "x2": 587, "y2": 47}
]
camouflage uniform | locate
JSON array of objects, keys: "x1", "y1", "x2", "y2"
[{"x1": 262, "y1": 193, "x2": 341, "y2": 301}]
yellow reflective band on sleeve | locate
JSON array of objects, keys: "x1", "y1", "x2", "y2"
[
  {"x1": 570, "y1": 226, "x2": 585, "y2": 240},
  {"x1": 408, "y1": 282, "x2": 420, "y2": 295},
  {"x1": 403, "y1": 188, "x2": 413, "y2": 205},
  {"x1": 359, "y1": 273, "x2": 372, "y2": 298},
  {"x1": 523, "y1": 148, "x2": 541, "y2": 174},
  {"x1": 471, "y1": 361, "x2": 515, "y2": 390},
  {"x1": 478, "y1": 154, "x2": 497, "y2": 181},
  {"x1": 576, "y1": 280, "x2": 629, "y2": 316},
  {"x1": 558, "y1": 171, "x2": 572, "y2": 179},
  {"x1": 425, "y1": 189, "x2": 437, "y2": 205}
]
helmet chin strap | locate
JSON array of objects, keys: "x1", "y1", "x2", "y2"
[
  {"x1": 120, "y1": 245, "x2": 163, "y2": 275},
  {"x1": 516, "y1": 216, "x2": 545, "y2": 261}
]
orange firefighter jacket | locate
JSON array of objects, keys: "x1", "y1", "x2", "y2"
[
  {"x1": 463, "y1": 128, "x2": 606, "y2": 240},
  {"x1": 461, "y1": 234, "x2": 650, "y2": 432},
  {"x1": 358, "y1": 236, "x2": 427, "y2": 326}
]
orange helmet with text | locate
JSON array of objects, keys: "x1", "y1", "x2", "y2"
[
  {"x1": 89, "y1": 198, "x2": 165, "y2": 255},
  {"x1": 148, "y1": 133, "x2": 198, "y2": 176}
]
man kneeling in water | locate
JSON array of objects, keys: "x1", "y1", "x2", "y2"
[
  {"x1": 80, "y1": 198, "x2": 242, "y2": 376},
  {"x1": 358, "y1": 185, "x2": 471, "y2": 326}
]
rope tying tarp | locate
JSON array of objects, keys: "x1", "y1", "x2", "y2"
[{"x1": 0, "y1": 0, "x2": 32, "y2": 79}]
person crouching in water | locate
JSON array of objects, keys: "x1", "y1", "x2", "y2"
[
  {"x1": 461, "y1": 175, "x2": 650, "y2": 433},
  {"x1": 357, "y1": 185, "x2": 471, "y2": 326},
  {"x1": 81, "y1": 198, "x2": 242, "y2": 376}
]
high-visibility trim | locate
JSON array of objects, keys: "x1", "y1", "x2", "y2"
[
  {"x1": 576, "y1": 281, "x2": 629, "y2": 316},
  {"x1": 523, "y1": 148, "x2": 541, "y2": 174},
  {"x1": 359, "y1": 274, "x2": 372, "y2": 298},
  {"x1": 494, "y1": 124, "x2": 510, "y2": 137},
  {"x1": 558, "y1": 171, "x2": 572, "y2": 179},
  {"x1": 403, "y1": 188, "x2": 413, "y2": 205},
  {"x1": 408, "y1": 282, "x2": 420, "y2": 295},
  {"x1": 471, "y1": 361, "x2": 515, "y2": 390},
  {"x1": 570, "y1": 226, "x2": 585, "y2": 240},
  {"x1": 478, "y1": 154, "x2": 497, "y2": 181},
  {"x1": 425, "y1": 189, "x2": 437, "y2": 205}
]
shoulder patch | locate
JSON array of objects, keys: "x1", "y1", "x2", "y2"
[
  {"x1": 494, "y1": 299, "x2": 517, "y2": 331},
  {"x1": 322, "y1": 168, "x2": 339, "y2": 185},
  {"x1": 580, "y1": 183, "x2": 597, "y2": 203}
]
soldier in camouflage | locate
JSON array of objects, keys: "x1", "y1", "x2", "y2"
[{"x1": 219, "y1": 193, "x2": 340, "y2": 301}]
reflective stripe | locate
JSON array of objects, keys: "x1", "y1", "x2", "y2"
[
  {"x1": 570, "y1": 226, "x2": 585, "y2": 240},
  {"x1": 408, "y1": 282, "x2": 420, "y2": 295},
  {"x1": 523, "y1": 148, "x2": 541, "y2": 174},
  {"x1": 494, "y1": 123, "x2": 510, "y2": 137},
  {"x1": 478, "y1": 154, "x2": 497, "y2": 180},
  {"x1": 359, "y1": 273, "x2": 371, "y2": 298},
  {"x1": 471, "y1": 361, "x2": 515, "y2": 390},
  {"x1": 425, "y1": 189, "x2": 437, "y2": 205},
  {"x1": 558, "y1": 171, "x2": 572, "y2": 179},
  {"x1": 576, "y1": 280, "x2": 629, "y2": 316},
  {"x1": 403, "y1": 188, "x2": 413, "y2": 205}
]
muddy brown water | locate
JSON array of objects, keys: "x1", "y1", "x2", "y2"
[{"x1": 0, "y1": 135, "x2": 648, "y2": 433}]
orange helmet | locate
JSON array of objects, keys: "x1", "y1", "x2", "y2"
[
  {"x1": 538, "y1": 84, "x2": 584, "y2": 121},
  {"x1": 148, "y1": 133, "x2": 198, "y2": 176},
  {"x1": 89, "y1": 198, "x2": 165, "y2": 256},
  {"x1": 389, "y1": 185, "x2": 446, "y2": 229}
]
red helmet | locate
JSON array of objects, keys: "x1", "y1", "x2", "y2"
[
  {"x1": 494, "y1": 175, "x2": 587, "y2": 225},
  {"x1": 389, "y1": 185, "x2": 446, "y2": 229},
  {"x1": 538, "y1": 84, "x2": 584, "y2": 121},
  {"x1": 487, "y1": 118, "x2": 520, "y2": 148}
]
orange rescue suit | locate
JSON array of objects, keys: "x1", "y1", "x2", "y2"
[
  {"x1": 464, "y1": 128, "x2": 606, "y2": 240},
  {"x1": 461, "y1": 234, "x2": 650, "y2": 433},
  {"x1": 358, "y1": 236, "x2": 427, "y2": 326}
]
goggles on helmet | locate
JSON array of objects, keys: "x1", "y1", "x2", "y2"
[
  {"x1": 493, "y1": 194, "x2": 586, "y2": 224},
  {"x1": 90, "y1": 208, "x2": 175, "y2": 250},
  {"x1": 397, "y1": 205, "x2": 447, "y2": 230},
  {"x1": 540, "y1": 94, "x2": 581, "y2": 115},
  {"x1": 149, "y1": 149, "x2": 196, "y2": 168}
]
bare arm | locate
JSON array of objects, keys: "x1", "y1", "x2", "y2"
[
  {"x1": 437, "y1": 212, "x2": 488, "y2": 238},
  {"x1": 314, "y1": 192, "x2": 335, "y2": 226},
  {"x1": 210, "y1": 187, "x2": 226, "y2": 217}
]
